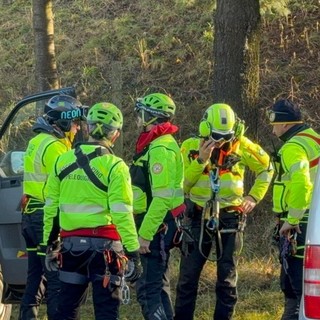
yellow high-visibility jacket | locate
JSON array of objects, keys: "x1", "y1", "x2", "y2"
[
  {"x1": 130, "y1": 134, "x2": 184, "y2": 241},
  {"x1": 272, "y1": 127, "x2": 320, "y2": 225},
  {"x1": 23, "y1": 133, "x2": 70, "y2": 204},
  {"x1": 181, "y1": 136, "x2": 273, "y2": 208},
  {"x1": 43, "y1": 144, "x2": 139, "y2": 252}
]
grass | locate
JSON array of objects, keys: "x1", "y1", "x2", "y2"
[{"x1": 11, "y1": 248, "x2": 284, "y2": 319}]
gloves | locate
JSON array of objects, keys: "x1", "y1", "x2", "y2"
[
  {"x1": 45, "y1": 240, "x2": 62, "y2": 272},
  {"x1": 124, "y1": 250, "x2": 143, "y2": 283},
  {"x1": 108, "y1": 275, "x2": 122, "y2": 300}
]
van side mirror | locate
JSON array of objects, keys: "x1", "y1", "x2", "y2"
[
  {"x1": 10, "y1": 151, "x2": 25, "y2": 174},
  {"x1": 0, "y1": 151, "x2": 25, "y2": 176}
]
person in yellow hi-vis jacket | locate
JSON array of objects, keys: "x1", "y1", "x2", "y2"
[
  {"x1": 174, "y1": 103, "x2": 273, "y2": 320},
  {"x1": 42, "y1": 102, "x2": 142, "y2": 320},
  {"x1": 267, "y1": 99, "x2": 320, "y2": 320},
  {"x1": 20, "y1": 95, "x2": 86, "y2": 320},
  {"x1": 130, "y1": 93, "x2": 185, "y2": 320}
]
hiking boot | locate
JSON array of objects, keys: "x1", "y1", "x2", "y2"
[{"x1": 281, "y1": 297, "x2": 299, "y2": 320}]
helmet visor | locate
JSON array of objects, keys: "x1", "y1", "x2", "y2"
[
  {"x1": 135, "y1": 101, "x2": 171, "y2": 118},
  {"x1": 211, "y1": 131, "x2": 234, "y2": 143}
]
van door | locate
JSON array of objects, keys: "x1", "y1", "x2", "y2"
[{"x1": 0, "y1": 87, "x2": 76, "y2": 304}]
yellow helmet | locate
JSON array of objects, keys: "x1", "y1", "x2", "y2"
[{"x1": 199, "y1": 103, "x2": 236, "y2": 142}]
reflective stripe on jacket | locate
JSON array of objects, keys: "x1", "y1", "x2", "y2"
[
  {"x1": 23, "y1": 133, "x2": 69, "y2": 203},
  {"x1": 43, "y1": 144, "x2": 139, "y2": 252},
  {"x1": 130, "y1": 134, "x2": 184, "y2": 241},
  {"x1": 272, "y1": 128, "x2": 320, "y2": 224},
  {"x1": 181, "y1": 136, "x2": 273, "y2": 208}
]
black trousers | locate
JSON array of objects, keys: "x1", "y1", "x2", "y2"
[
  {"x1": 135, "y1": 215, "x2": 178, "y2": 320},
  {"x1": 20, "y1": 209, "x2": 60, "y2": 320},
  {"x1": 279, "y1": 219, "x2": 307, "y2": 320},
  {"x1": 56, "y1": 237, "x2": 121, "y2": 320},
  {"x1": 174, "y1": 209, "x2": 242, "y2": 320}
]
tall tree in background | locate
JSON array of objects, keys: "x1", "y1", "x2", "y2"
[
  {"x1": 212, "y1": 0, "x2": 261, "y2": 137},
  {"x1": 33, "y1": 0, "x2": 59, "y2": 91}
]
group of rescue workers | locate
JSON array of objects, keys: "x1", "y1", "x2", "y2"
[{"x1": 18, "y1": 91, "x2": 319, "y2": 320}]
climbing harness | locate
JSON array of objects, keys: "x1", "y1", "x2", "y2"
[
  {"x1": 198, "y1": 152, "x2": 245, "y2": 261},
  {"x1": 199, "y1": 167, "x2": 223, "y2": 261},
  {"x1": 173, "y1": 213, "x2": 196, "y2": 257},
  {"x1": 220, "y1": 210, "x2": 246, "y2": 234},
  {"x1": 58, "y1": 145, "x2": 121, "y2": 193},
  {"x1": 173, "y1": 215, "x2": 193, "y2": 245},
  {"x1": 103, "y1": 249, "x2": 131, "y2": 304}
]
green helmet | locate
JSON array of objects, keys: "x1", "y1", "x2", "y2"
[
  {"x1": 199, "y1": 103, "x2": 236, "y2": 141},
  {"x1": 87, "y1": 102, "x2": 123, "y2": 139},
  {"x1": 135, "y1": 93, "x2": 176, "y2": 119}
]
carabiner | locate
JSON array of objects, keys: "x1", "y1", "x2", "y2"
[
  {"x1": 206, "y1": 216, "x2": 217, "y2": 231},
  {"x1": 120, "y1": 279, "x2": 130, "y2": 305}
]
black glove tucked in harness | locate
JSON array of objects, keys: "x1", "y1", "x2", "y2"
[
  {"x1": 45, "y1": 240, "x2": 62, "y2": 272},
  {"x1": 124, "y1": 250, "x2": 143, "y2": 283}
]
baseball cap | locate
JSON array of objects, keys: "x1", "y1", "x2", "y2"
[{"x1": 267, "y1": 99, "x2": 303, "y2": 124}]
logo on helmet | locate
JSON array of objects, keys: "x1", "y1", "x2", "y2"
[{"x1": 61, "y1": 109, "x2": 84, "y2": 120}]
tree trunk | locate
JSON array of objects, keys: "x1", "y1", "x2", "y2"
[
  {"x1": 110, "y1": 62, "x2": 124, "y2": 157},
  {"x1": 33, "y1": 0, "x2": 59, "y2": 91},
  {"x1": 212, "y1": 0, "x2": 261, "y2": 138}
]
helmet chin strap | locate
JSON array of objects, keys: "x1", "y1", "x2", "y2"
[
  {"x1": 100, "y1": 130, "x2": 118, "y2": 147},
  {"x1": 141, "y1": 109, "x2": 158, "y2": 131},
  {"x1": 51, "y1": 124, "x2": 66, "y2": 139},
  {"x1": 98, "y1": 137, "x2": 114, "y2": 148}
]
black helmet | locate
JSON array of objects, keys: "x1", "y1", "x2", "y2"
[{"x1": 44, "y1": 94, "x2": 85, "y2": 132}]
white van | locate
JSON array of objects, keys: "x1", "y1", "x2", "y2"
[{"x1": 299, "y1": 164, "x2": 320, "y2": 319}]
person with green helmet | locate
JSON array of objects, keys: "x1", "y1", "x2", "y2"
[
  {"x1": 174, "y1": 103, "x2": 273, "y2": 320},
  {"x1": 267, "y1": 99, "x2": 320, "y2": 320},
  {"x1": 130, "y1": 93, "x2": 185, "y2": 320},
  {"x1": 19, "y1": 94, "x2": 86, "y2": 320},
  {"x1": 42, "y1": 102, "x2": 142, "y2": 320}
]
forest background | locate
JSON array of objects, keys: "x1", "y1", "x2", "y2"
[{"x1": 0, "y1": 0, "x2": 319, "y2": 319}]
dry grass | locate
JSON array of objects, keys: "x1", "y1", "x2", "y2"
[{"x1": 11, "y1": 248, "x2": 284, "y2": 319}]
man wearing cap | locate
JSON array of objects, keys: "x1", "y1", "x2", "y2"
[{"x1": 267, "y1": 99, "x2": 320, "y2": 320}]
